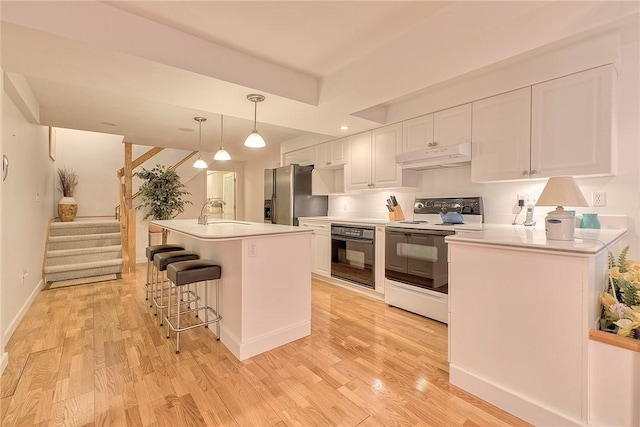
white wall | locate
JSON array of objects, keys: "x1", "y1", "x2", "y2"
[
  {"x1": 1, "y1": 91, "x2": 54, "y2": 348},
  {"x1": 243, "y1": 151, "x2": 280, "y2": 223},
  {"x1": 54, "y1": 127, "x2": 124, "y2": 216},
  {"x1": 327, "y1": 21, "x2": 640, "y2": 257}
]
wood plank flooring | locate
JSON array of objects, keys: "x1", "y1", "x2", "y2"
[{"x1": 1, "y1": 266, "x2": 531, "y2": 426}]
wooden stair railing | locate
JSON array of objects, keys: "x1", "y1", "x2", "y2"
[{"x1": 117, "y1": 145, "x2": 199, "y2": 272}]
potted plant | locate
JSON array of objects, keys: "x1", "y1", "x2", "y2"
[
  {"x1": 134, "y1": 164, "x2": 191, "y2": 243},
  {"x1": 57, "y1": 167, "x2": 79, "y2": 222}
]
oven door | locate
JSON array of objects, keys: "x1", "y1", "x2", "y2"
[
  {"x1": 385, "y1": 227, "x2": 452, "y2": 294},
  {"x1": 330, "y1": 235, "x2": 375, "y2": 289}
]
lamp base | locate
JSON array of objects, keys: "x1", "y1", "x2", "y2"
[{"x1": 544, "y1": 209, "x2": 576, "y2": 241}]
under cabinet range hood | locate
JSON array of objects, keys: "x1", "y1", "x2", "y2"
[{"x1": 396, "y1": 142, "x2": 471, "y2": 170}]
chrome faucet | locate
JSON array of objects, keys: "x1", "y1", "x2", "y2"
[
  {"x1": 198, "y1": 199, "x2": 226, "y2": 225},
  {"x1": 523, "y1": 204, "x2": 536, "y2": 226}
]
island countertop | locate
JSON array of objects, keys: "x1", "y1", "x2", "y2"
[
  {"x1": 152, "y1": 219, "x2": 312, "y2": 240},
  {"x1": 446, "y1": 224, "x2": 627, "y2": 255}
]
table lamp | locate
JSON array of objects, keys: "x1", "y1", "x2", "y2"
[{"x1": 536, "y1": 176, "x2": 588, "y2": 241}]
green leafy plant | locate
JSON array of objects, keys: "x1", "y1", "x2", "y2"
[
  {"x1": 134, "y1": 165, "x2": 191, "y2": 220},
  {"x1": 600, "y1": 246, "x2": 640, "y2": 339},
  {"x1": 57, "y1": 167, "x2": 78, "y2": 197}
]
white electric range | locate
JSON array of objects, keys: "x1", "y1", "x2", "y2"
[{"x1": 384, "y1": 197, "x2": 484, "y2": 323}]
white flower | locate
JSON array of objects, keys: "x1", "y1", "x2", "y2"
[{"x1": 609, "y1": 303, "x2": 628, "y2": 318}]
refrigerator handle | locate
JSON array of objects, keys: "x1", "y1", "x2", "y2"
[{"x1": 271, "y1": 194, "x2": 276, "y2": 224}]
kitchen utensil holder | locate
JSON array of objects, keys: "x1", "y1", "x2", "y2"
[{"x1": 389, "y1": 205, "x2": 405, "y2": 221}]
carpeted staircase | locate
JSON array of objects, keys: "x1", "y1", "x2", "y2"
[{"x1": 44, "y1": 219, "x2": 123, "y2": 288}]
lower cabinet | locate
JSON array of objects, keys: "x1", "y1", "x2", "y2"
[{"x1": 299, "y1": 220, "x2": 330, "y2": 277}]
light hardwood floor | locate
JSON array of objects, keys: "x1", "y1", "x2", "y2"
[{"x1": 1, "y1": 267, "x2": 530, "y2": 426}]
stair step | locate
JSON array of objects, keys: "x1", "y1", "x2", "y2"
[
  {"x1": 48, "y1": 233, "x2": 122, "y2": 250},
  {"x1": 46, "y1": 245, "x2": 122, "y2": 266},
  {"x1": 45, "y1": 259, "x2": 123, "y2": 282},
  {"x1": 50, "y1": 220, "x2": 120, "y2": 236}
]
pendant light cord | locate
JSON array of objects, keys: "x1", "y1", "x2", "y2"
[{"x1": 253, "y1": 101, "x2": 258, "y2": 132}]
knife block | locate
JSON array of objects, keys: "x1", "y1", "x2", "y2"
[{"x1": 389, "y1": 205, "x2": 405, "y2": 221}]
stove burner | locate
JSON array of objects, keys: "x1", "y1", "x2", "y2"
[{"x1": 399, "y1": 220, "x2": 428, "y2": 224}]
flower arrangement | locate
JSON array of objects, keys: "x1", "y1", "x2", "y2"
[
  {"x1": 57, "y1": 167, "x2": 78, "y2": 197},
  {"x1": 600, "y1": 246, "x2": 640, "y2": 339}
]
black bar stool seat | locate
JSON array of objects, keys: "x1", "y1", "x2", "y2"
[
  {"x1": 145, "y1": 244, "x2": 184, "y2": 303},
  {"x1": 166, "y1": 260, "x2": 222, "y2": 354}
]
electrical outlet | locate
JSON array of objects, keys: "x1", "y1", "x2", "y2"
[
  {"x1": 248, "y1": 243, "x2": 257, "y2": 257},
  {"x1": 592, "y1": 191, "x2": 606, "y2": 207},
  {"x1": 518, "y1": 193, "x2": 536, "y2": 206}
]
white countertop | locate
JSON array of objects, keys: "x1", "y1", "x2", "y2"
[
  {"x1": 446, "y1": 224, "x2": 626, "y2": 254},
  {"x1": 152, "y1": 219, "x2": 312, "y2": 240}
]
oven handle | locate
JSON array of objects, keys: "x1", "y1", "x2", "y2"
[
  {"x1": 330, "y1": 236, "x2": 374, "y2": 243},
  {"x1": 385, "y1": 227, "x2": 454, "y2": 236}
]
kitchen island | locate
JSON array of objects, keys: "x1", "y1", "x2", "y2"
[
  {"x1": 151, "y1": 219, "x2": 313, "y2": 361},
  {"x1": 446, "y1": 226, "x2": 628, "y2": 426}
]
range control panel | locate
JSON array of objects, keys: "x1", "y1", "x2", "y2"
[{"x1": 414, "y1": 197, "x2": 484, "y2": 215}]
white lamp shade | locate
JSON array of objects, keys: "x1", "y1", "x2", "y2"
[
  {"x1": 193, "y1": 157, "x2": 208, "y2": 169},
  {"x1": 214, "y1": 148, "x2": 231, "y2": 161},
  {"x1": 536, "y1": 176, "x2": 588, "y2": 208},
  {"x1": 244, "y1": 131, "x2": 266, "y2": 148}
]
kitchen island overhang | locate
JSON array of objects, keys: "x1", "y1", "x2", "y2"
[{"x1": 152, "y1": 219, "x2": 313, "y2": 361}]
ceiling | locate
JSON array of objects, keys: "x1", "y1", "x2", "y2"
[{"x1": 1, "y1": 1, "x2": 638, "y2": 162}]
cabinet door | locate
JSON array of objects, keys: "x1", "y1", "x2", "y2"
[
  {"x1": 315, "y1": 142, "x2": 331, "y2": 169},
  {"x1": 345, "y1": 132, "x2": 372, "y2": 190},
  {"x1": 330, "y1": 138, "x2": 347, "y2": 166},
  {"x1": 471, "y1": 88, "x2": 532, "y2": 182},
  {"x1": 531, "y1": 65, "x2": 613, "y2": 178},
  {"x1": 372, "y1": 124, "x2": 402, "y2": 187},
  {"x1": 402, "y1": 113, "x2": 434, "y2": 153},
  {"x1": 297, "y1": 147, "x2": 315, "y2": 166},
  {"x1": 315, "y1": 231, "x2": 331, "y2": 277},
  {"x1": 282, "y1": 151, "x2": 297, "y2": 166},
  {"x1": 433, "y1": 103, "x2": 472, "y2": 146}
]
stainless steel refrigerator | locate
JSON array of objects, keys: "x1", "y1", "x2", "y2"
[{"x1": 264, "y1": 165, "x2": 328, "y2": 225}]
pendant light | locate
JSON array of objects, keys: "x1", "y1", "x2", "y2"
[
  {"x1": 244, "y1": 94, "x2": 266, "y2": 148},
  {"x1": 193, "y1": 117, "x2": 208, "y2": 169},
  {"x1": 214, "y1": 115, "x2": 231, "y2": 161}
]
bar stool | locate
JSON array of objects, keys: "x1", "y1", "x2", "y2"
[
  {"x1": 153, "y1": 250, "x2": 199, "y2": 325},
  {"x1": 166, "y1": 260, "x2": 222, "y2": 354},
  {"x1": 145, "y1": 244, "x2": 184, "y2": 305}
]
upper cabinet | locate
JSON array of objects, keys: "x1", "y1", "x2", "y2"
[
  {"x1": 401, "y1": 104, "x2": 471, "y2": 153},
  {"x1": 530, "y1": 65, "x2": 614, "y2": 178},
  {"x1": 472, "y1": 65, "x2": 614, "y2": 182},
  {"x1": 282, "y1": 146, "x2": 315, "y2": 167},
  {"x1": 315, "y1": 138, "x2": 347, "y2": 169},
  {"x1": 471, "y1": 87, "x2": 532, "y2": 182},
  {"x1": 346, "y1": 124, "x2": 418, "y2": 191}
]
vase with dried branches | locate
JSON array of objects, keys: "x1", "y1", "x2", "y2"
[{"x1": 57, "y1": 167, "x2": 79, "y2": 222}]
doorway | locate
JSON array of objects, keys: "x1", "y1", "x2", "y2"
[{"x1": 206, "y1": 171, "x2": 237, "y2": 220}]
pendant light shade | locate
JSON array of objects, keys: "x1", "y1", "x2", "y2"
[
  {"x1": 244, "y1": 94, "x2": 266, "y2": 148},
  {"x1": 193, "y1": 117, "x2": 208, "y2": 169},
  {"x1": 214, "y1": 115, "x2": 231, "y2": 161}
]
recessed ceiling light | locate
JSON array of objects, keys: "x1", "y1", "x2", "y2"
[
  {"x1": 178, "y1": 127, "x2": 194, "y2": 132},
  {"x1": 100, "y1": 121, "x2": 117, "y2": 127},
  {"x1": 339, "y1": 125, "x2": 349, "y2": 131}
]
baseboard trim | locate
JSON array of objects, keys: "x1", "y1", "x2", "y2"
[
  {"x1": 449, "y1": 364, "x2": 583, "y2": 426},
  {"x1": 3, "y1": 279, "x2": 44, "y2": 345}
]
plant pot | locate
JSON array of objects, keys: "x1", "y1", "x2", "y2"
[{"x1": 58, "y1": 196, "x2": 78, "y2": 222}]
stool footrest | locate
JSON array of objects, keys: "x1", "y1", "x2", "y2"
[{"x1": 165, "y1": 307, "x2": 221, "y2": 334}]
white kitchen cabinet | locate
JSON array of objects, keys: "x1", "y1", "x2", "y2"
[
  {"x1": 531, "y1": 65, "x2": 614, "y2": 178},
  {"x1": 282, "y1": 146, "x2": 315, "y2": 167},
  {"x1": 298, "y1": 220, "x2": 330, "y2": 277},
  {"x1": 471, "y1": 87, "x2": 532, "y2": 182},
  {"x1": 315, "y1": 138, "x2": 347, "y2": 169},
  {"x1": 346, "y1": 125, "x2": 418, "y2": 191},
  {"x1": 401, "y1": 104, "x2": 471, "y2": 153},
  {"x1": 472, "y1": 65, "x2": 614, "y2": 182}
]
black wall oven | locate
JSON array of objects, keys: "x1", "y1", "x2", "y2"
[{"x1": 331, "y1": 224, "x2": 375, "y2": 289}]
